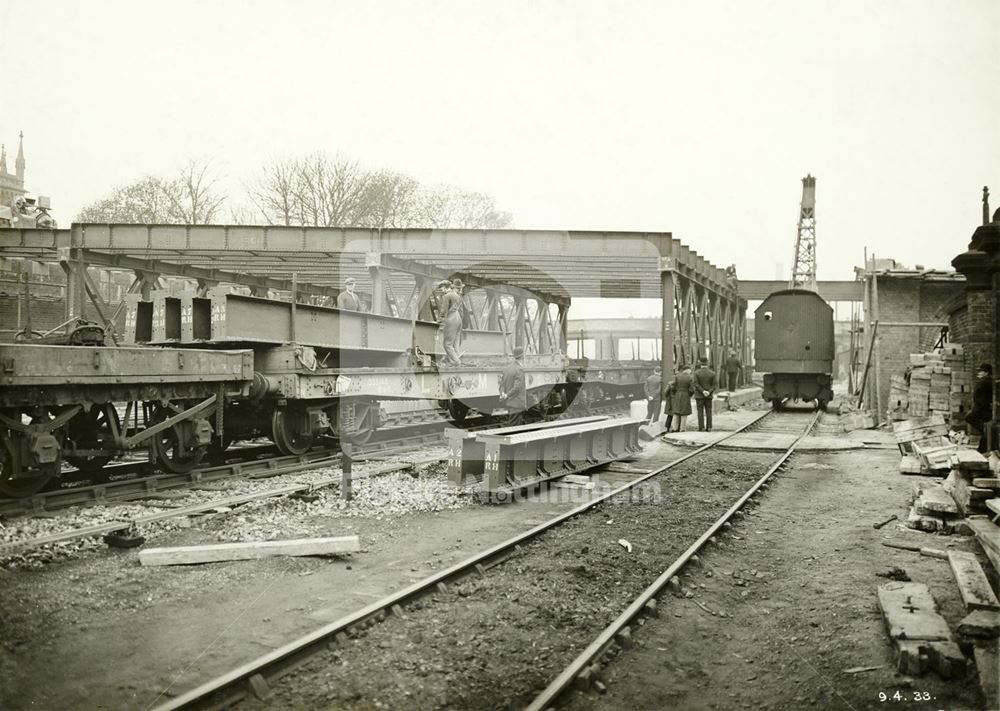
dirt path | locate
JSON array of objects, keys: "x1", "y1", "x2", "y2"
[{"x1": 568, "y1": 446, "x2": 988, "y2": 711}]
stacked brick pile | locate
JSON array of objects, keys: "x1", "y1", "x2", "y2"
[{"x1": 903, "y1": 344, "x2": 971, "y2": 425}]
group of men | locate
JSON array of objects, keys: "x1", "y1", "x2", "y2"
[{"x1": 644, "y1": 350, "x2": 743, "y2": 432}]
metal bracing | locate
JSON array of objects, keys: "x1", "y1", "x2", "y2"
[
  {"x1": 658, "y1": 243, "x2": 746, "y2": 377},
  {"x1": 5, "y1": 224, "x2": 744, "y2": 367},
  {"x1": 791, "y1": 175, "x2": 818, "y2": 292}
]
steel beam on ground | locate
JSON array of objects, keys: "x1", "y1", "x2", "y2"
[
  {"x1": 446, "y1": 416, "x2": 610, "y2": 486},
  {"x1": 475, "y1": 417, "x2": 643, "y2": 493}
]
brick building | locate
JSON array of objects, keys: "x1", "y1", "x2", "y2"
[{"x1": 860, "y1": 259, "x2": 966, "y2": 423}]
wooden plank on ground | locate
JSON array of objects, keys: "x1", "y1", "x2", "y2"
[
  {"x1": 915, "y1": 486, "x2": 959, "y2": 516},
  {"x1": 958, "y1": 610, "x2": 1000, "y2": 638},
  {"x1": 974, "y1": 645, "x2": 999, "y2": 710},
  {"x1": 966, "y1": 517, "x2": 1000, "y2": 572},
  {"x1": 878, "y1": 582, "x2": 952, "y2": 641},
  {"x1": 973, "y1": 478, "x2": 1000, "y2": 489},
  {"x1": 878, "y1": 582, "x2": 967, "y2": 679},
  {"x1": 952, "y1": 450, "x2": 990, "y2": 471},
  {"x1": 138, "y1": 535, "x2": 360, "y2": 566},
  {"x1": 899, "y1": 456, "x2": 924, "y2": 474},
  {"x1": 948, "y1": 550, "x2": 1000, "y2": 612}
]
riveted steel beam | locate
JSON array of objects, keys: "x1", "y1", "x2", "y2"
[{"x1": 472, "y1": 417, "x2": 643, "y2": 496}]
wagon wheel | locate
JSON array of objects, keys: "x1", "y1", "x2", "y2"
[
  {"x1": 64, "y1": 405, "x2": 120, "y2": 477},
  {"x1": 446, "y1": 399, "x2": 470, "y2": 426},
  {"x1": 148, "y1": 404, "x2": 207, "y2": 474},
  {"x1": 271, "y1": 407, "x2": 314, "y2": 456},
  {"x1": 339, "y1": 401, "x2": 377, "y2": 446},
  {"x1": 0, "y1": 411, "x2": 59, "y2": 498}
]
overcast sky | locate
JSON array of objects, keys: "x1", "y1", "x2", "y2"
[{"x1": 2, "y1": 0, "x2": 997, "y2": 287}]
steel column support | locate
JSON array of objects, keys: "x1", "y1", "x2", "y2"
[
  {"x1": 660, "y1": 256, "x2": 676, "y2": 378},
  {"x1": 558, "y1": 304, "x2": 569, "y2": 355}
]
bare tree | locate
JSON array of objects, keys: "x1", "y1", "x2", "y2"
[
  {"x1": 246, "y1": 154, "x2": 513, "y2": 229},
  {"x1": 163, "y1": 159, "x2": 226, "y2": 224},
  {"x1": 246, "y1": 158, "x2": 299, "y2": 225},
  {"x1": 76, "y1": 160, "x2": 227, "y2": 224},
  {"x1": 77, "y1": 176, "x2": 175, "y2": 223},
  {"x1": 416, "y1": 185, "x2": 513, "y2": 229},
  {"x1": 361, "y1": 170, "x2": 421, "y2": 228},
  {"x1": 227, "y1": 203, "x2": 261, "y2": 225}
]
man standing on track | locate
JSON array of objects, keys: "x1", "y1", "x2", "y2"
[
  {"x1": 724, "y1": 349, "x2": 742, "y2": 392},
  {"x1": 693, "y1": 357, "x2": 717, "y2": 432},
  {"x1": 436, "y1": 280, "x2": 463, "y2": 366},
  {"x1": 645, "y1": 366, "x2": 663, "y2": 425},
  {"x1": 499, "y1": 346, "x2": 527, "y2": 425}
]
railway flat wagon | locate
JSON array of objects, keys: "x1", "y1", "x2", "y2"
[
  {"x1": 753, "y1": 288, "x2": 834, "y2": 409},
  {"x1": 0, "y1": 343, "x2": 252, "y2": 496}
]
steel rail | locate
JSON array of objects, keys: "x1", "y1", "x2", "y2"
[
  {"x1": 524, "y1": 408, "x2": 823, "y2": 710},
  {"x1": 149, "y1": 408, "x2": 777, "y2": 711},
  {"x1": 0, "y1": 448, "x2": 327, "y2": 519}
]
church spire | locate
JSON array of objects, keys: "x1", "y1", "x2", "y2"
[
  {"x1": 15, "y1": 131, "x2": 25, "y2": 180},
  {"x1": 0, "y1": 144, "x2": 6, "y2": 174}
]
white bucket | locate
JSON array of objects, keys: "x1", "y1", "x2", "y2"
[{"x1": 630, "y1": 400, "x2": 648, "y2": 420}]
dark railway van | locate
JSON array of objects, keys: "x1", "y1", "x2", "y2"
[{"x1": 753, "y1": 288, "x2": 834, "y2": 410}]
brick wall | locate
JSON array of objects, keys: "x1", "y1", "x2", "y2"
[
  {"x1": 871, "y1": 277, "x2": 965, "y2": 417},
  {"x1": 950, "y1": 289, "x2": 994, "y2": 374}
]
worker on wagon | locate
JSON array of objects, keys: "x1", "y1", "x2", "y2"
[
  {"x1": 436, "y1": 280, "x2": 463, "y2": 366},
  {"x1": 499, "y1": 346, "x2": 527, "y2": 425},
  {"x1": 644, "y1": 366, "x2": 663, "y2": 425},
  {"x1": 337, "y1": 277, "x2": 363, "y2": 311},
  {"x1": 693, "y1": 357, "x2": 717, "y2": 432},
  {"x1": 666, "y1": 364, "x2": 695, "y2": 432},
  {"x1": 450, "y1": 278, "x2": 470, "y2": 328},
  {"x1": 966, "y1": 363, "x2": 995, "y2": 453},
  {"x1": 724, "y1": 349, "x2": 742, "y2": 393}
]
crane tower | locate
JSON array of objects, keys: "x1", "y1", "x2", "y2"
[{"x1": 790, "y1": 174, "x2": 817, "y2": 291}]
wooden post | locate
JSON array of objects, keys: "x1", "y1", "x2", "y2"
[
  {"x1": 341, "y1": 451, "x2": 353, "y2": 501},
  {"x1": 871, "y1": 268, "x2": 882, "y2": 424}
]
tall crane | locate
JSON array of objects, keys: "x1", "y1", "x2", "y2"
[{"x1": 790, "y1": 174, "x2": 817, "y2": 291}]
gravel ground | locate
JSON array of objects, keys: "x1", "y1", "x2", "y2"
[
  {"x1": 242, "y1": 449, "x2": 780, "y2": 711},
  {"x1": 0, "y1": 449, "x2": 461, "y2": 570}
]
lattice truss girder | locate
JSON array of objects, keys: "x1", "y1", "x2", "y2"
[{"x1": 660, "y1": 270, "x2": 746, "y2": 373}]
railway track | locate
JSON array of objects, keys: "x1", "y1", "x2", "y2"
[
  {"x1": 3, "y1": 402, "x2": 631, "y2": 519},
  {"x1": 147, "y1": 407, "x2": 821, "y2": 711}
]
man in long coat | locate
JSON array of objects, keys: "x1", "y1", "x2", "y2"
[
  {"x1": 693, "y1": 357, "x2": 717, "y2": 432},
  {"x1": 667, "y1": 364, "x2": 695, "y2": 432}
]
